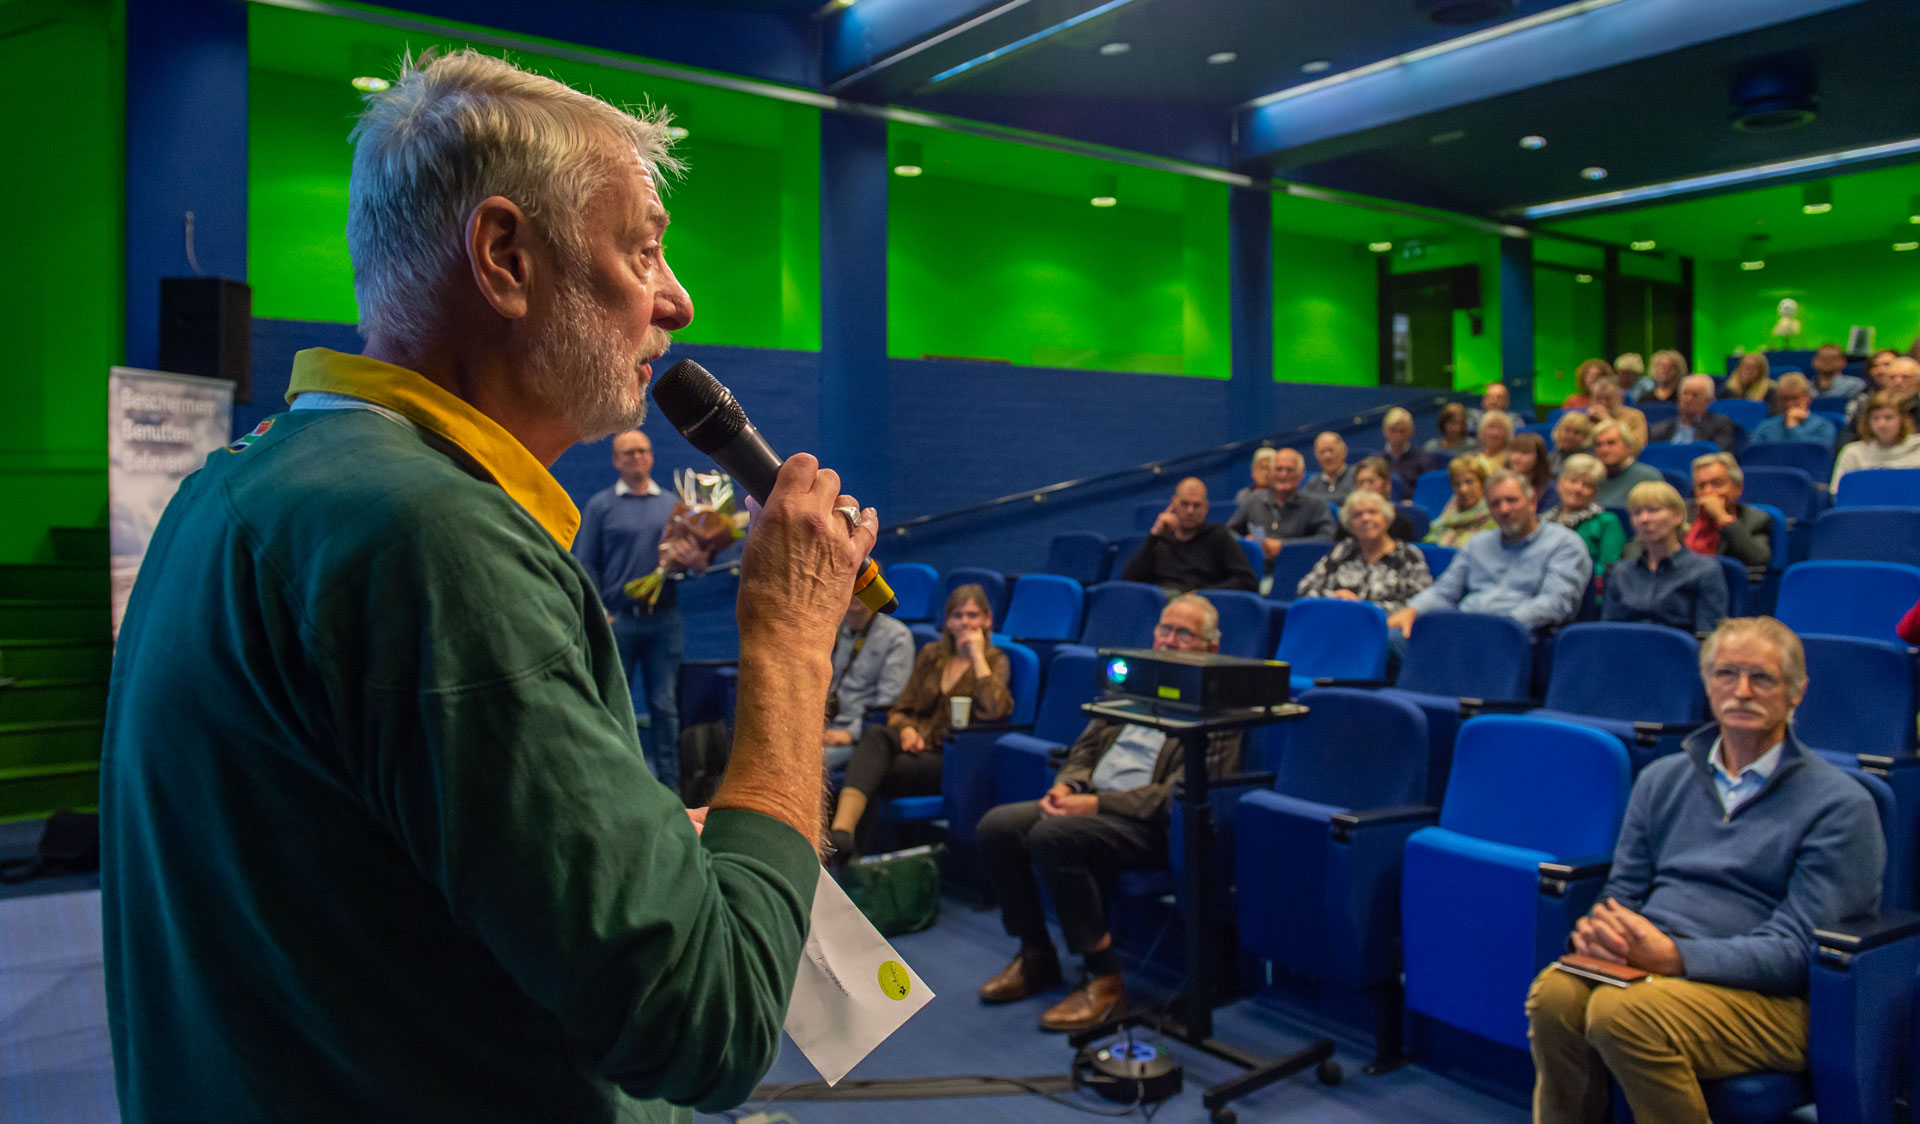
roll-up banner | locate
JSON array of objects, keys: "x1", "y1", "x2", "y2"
[{"x1": 108, "y1": 367, "x2": 233, "y2": 641}]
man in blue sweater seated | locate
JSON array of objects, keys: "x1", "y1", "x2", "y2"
[{"x1": 1525, "y1": 617, "x2": 1884, "y2": 1124}]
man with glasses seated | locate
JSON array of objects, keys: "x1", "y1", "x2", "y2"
[
  {"x1": 1526, "y1": 617, "x2": 1883, "y2": 1124},
  {"x1": 974, "y1": 596, "x2": 1240, "y2": 1032}
]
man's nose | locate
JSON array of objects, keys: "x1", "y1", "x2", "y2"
[{"x1": 655, "y1": 265, "x2": 694, "y2": 331}]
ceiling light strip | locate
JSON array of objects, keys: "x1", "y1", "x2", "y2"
[
  {"x1": 1240, "y1": 0, "x2": 1629, "y2": 111},
  {"x1": 824, "y1": 0, "x2": 1038, "y2": 94},
  {"x1": 926, "y1": 0, "x2": 1141, "y2": 86},
  {"x1": 1519, "y1": 137, "x2": 1920, "y2": 219}
]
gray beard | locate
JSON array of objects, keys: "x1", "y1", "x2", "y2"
[{"x1": 527, "y1": 275, "x2": 659, "y2": 442}]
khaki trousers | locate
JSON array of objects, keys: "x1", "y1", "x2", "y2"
[{"x1": 1525, "y1": 965, "x2": 1808, "y2": 1124}]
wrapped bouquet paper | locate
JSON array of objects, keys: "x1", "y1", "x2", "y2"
[{"x1": 623, "y1": 468, "x2": 747, "y2": 611}]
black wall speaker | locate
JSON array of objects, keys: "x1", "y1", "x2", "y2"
[{"x1": 159, "y1": 277, "x2": 252, "y2": 403}]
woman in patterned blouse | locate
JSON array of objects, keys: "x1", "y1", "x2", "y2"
[{"x1": 1296, "y1": 490, "x2": 1434, "y2": 613}]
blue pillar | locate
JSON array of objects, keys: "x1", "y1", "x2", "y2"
[
  {"x1": 124, "y1": 0, "x2": 250, "y2": 370},
  {"x1": 1499, "y1": 234, "x2": 1535, "y2": 419},
  {"x1": 818, "y1": 112, "x2": 891, "y2": 517},
  {"x1": 1228, "y1": 180, "x2": 1274, "y2": 439}
]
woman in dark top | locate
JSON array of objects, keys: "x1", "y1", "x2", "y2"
[
  {"x1": 1602, "y1": 481, "x2": 1728, "y2": 634},
  {"x1": 828, "y1": 584, "x2": 1013, "y2": 862},
  {"x1": 1506, "y1": 432, "x2": 1557, "y2": 512},
  {"x1": 1424, "y1": 403, "x2": 1478, "y2": 457},
  {"x1": 1297, "y1": 489, "x2": 1432, "y2": 613}
]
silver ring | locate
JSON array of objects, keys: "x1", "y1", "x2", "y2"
[{"x1": 834, "y1": 505, "x2": 862, "y2": 530}]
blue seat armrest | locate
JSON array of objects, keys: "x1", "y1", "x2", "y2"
[
  {"x1": 1462, "y1": 697, "x2": 1534, "y2": 717},
  {"x1": 1630, "y1": 720, "x2": 1697, "y2": 747},
  {"x1": 946, "y1": 723, "x2": 1032, "y2": 753},
  {"x1": 1538, "y1": 853, "x2": 1614, "y2": 897},
  {"x1": 1330, "y1": 803, "x2": 1439, "y2": 843},
  {"x1": 1313, "y1": 676, "x2": 1391, "y2": 688},
  {"x1": 1816, "y1": 910, "x2": 1920, "y2": 958},
  {"x1": 1175, "y1": 770, "x2": 1276, "y2": 799}
]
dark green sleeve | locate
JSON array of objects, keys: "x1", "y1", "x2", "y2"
[{"x1": 322, "y1": 503, "x2": 816, "y2": 1113}]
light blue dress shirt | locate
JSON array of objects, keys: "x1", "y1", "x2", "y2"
[
  {"x1": 1407, "y1": 520, "x2": 1592, "y2": 629},
  {"x1": 1091, "y1": 724, "x2": 1168, "y2": 792},
  {"x1": 1709, "y1": 737, "x2": 1784, "y2": 817}
]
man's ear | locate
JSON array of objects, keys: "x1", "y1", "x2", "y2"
[{"x1": 467, "y1": 195, "x2": 538, "y2": 321}]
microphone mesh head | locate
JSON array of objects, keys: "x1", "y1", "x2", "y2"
[{"x1": 651, "y1": 359, "x2": 746, "y2": 452}]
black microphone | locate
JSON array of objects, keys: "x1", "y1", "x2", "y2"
[{"x1": 652, "y1": 359, "x2": 897, "y2": 614}]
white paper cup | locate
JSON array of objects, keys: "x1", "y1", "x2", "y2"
[{"x1": 949, "y1": 696, "x2": 972, "y2": 729}]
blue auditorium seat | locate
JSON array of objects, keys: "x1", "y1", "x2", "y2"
[
  {"x1": 1798, "y1": 633, "x2": 1920, "y2": 759},
  {"x1": 1043, "y1": 531, "x2": 1113, "y2": 586},
  {"x1": 1198, "y1": 589, "x2": 1274, "y2": 659},
  {"x1": 1637, "y1": 441, "x2": 1718, "y2": 475},
  {"x1": 1002, "y1": 574, "x2": 1085, "y2": 647},
  {"x1": 1274, "y1": 597, "x2": 1389, "y2": 695},
  {"x1": 1133, "y1": 500, "x2": 1166, "y2": 530},
  {"x1": 943, "y1": 567, "x2": 1008, "y2": 624},
  {"x1": 1237, "y1": 536, "x2": 1263, "y2": 580},
  {"x1": 1659, "y1": 468, "x2": 1692, "y2": 496},
  {"x1": 1531, "y1": 623, "x2": 1706, "y2": 773},
  {"x1": 1836, "y1": 468, "x2": 1920, "y2": 507},
  {"x1": 1078, "y1": 581, "x2": 1166, "y2": 650},
  {"x1": 1210, "y1": 500, "x2": 1238, "y2": 525},
  {"x1": 884, "y1": 636, "x2": 1039, "y2": 851},
  {"x1": 1412, "y1": 469, "x2": 1454, "y2": 518},
  {"x1": 1636, "y1": 401, "x2": 1678, "y2": 426},
  {"x1": 885, "y1": 562, "x2": 939, "y2": 622},
  {"x1": 1811, "y1": 393, "x2": 1854, "y2": 415},
  {"x1": 1714, "y1": 554, "x2": 1751, "y2": 618},
  {"x1": 1381, "y1": 610, "x2": 1536, "y2": 804},
  {"x1": 1235, "y1": 689, "x2": 1434, "y2": 1067},
  {"x1": 1416, "y1": 543, "x2": 1457, "y2": 579},
  {"x1": 909, "y1": 621, "x2": 940, "y2": 651},
  {"x1": 1710, "y1": 398, "x2": 1770, "y2": 432},
  {"x1": 992, "y1": 645, "x2": 1102, "y2": 806},
  {"x1": 1740, "y1": 465, "x2": 1819, "y2": 523},
  {"x1": 1112, "y1": 532, "x2": 1150, "y2": 573},
  {"x1": 1267, "y1": 539, "x2": 1336, "y2": 604},
  {"x1": 1775, "y1": 561, "x2": 1920, "y2": 644},
  {"x1": 1402, "y1": 715, "x2": 1632, "y2": 1053},
  {"x1": 1398, "y1": 502, "x2": 1431, "y2": 542},
  {"x1": 1811, "y1": 507, "x2": 1920, "y2": 565},
  {"x1": 1741, "y1": 442, "x2": 1835, "y2": 485}
]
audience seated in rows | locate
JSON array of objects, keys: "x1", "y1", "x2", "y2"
[
  {"x1": 1649, "y1": 375, "x2": 1738, "y2": 452},
  {"x1": 1664, "y1": 453, "x2": 1772, "y2": 570},
  {"x1": 1425, "y1": 454, "x2": 1497, "y2": 547},
  {"x1": 1302, "y1": 431, "x2": 1357, "y2": 506},
  {"x1": 1603, "y1": 481, "x2": 1729, "y2": 635},
  {"x1": 1587, "y1": 376, "x2": 1647, "y2": 452},
  {"x1": 1833, "y1": 387, "x2": 1920, "y2": 487},
  {"x1": 1543, "y1": 453, "x2": 1626, "y2": 574},
  {"x1": 1630, "y1": 348, "x2": 1689, "y2": 403},
  {"x1": 1563, "y1": 358, "x2": 1613, "y2": 411},
  {"x1": 1122, "y1": 478, "x2": 1259, "y2": 593},
  {"x1": 1227, "y1": 448, "x2": 1337, "y2": 563},
  {"x1": 1527, "y1": 617, "x2": 1883, "y2": 1124},
  {"x1": 1810, "y1": 342, "x2": 1867, "y2": 400},
  {"x1": 1380, "y1": 406, "x2": 1434, "y2": 490},
  {"x1": 1426, "y1": 402, "x2": 1478, "y2": 458},
  {"x1": 1466, "y1": 381, "x2": 1511, "y2": 435},
  {"x1": 1391, "y1": 469, "x2": 1592, "y2": 639},
  {"x1": 1296, "y1": 490, "x2": 1434, "y2": 612},
  {"x1": 823, "y1": 593, "x2": 916, "y2": 770},
  {"x1": 1843, "y1": 356, "x2": 1920, "y2": 447},
  {"x1": 1746, "y1": 373, "x2": 1835, "y2": 447},
  {"x1": 1591, "y1": 421, "x2": 1664, "y2": 508},
  {"x1": 1477, "y1": 410, "x2": 1516, "y2": 469},
  {"x1": 1720, "y1": 352, "x2": 1778, "y2": 411},
  {"x1": 1549, "y1": 412, "x2": 1594, "y2": 474},
  {"x1": 1335, "y1": 458, "x2": 1419, "y2": 542},
  {"x1": 1507, "y1": 432, "x2": 1556, "y2": 511},
  {"x1": 1234, "y1": 447, "x2": 1274, "y2": 505},
  {"x1": 975, "y1": 595, "x2": 1236, "y2": 1032},
  {"x1": 827, "y1": 583, "x2": 1013, "y2": 864}
]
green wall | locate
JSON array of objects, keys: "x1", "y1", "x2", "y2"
[
  {"x1": 2, "y1": 0, "x2": 120, "y2": 562},
  {"x1": 1272, "y1": 231, "x2": 1375, "y2": 385},
  {"x1": 1532, "y1": 267, "x2": 1605, "y2": 406},
  {"x1": 1695, "y1": 240, "x2": 1920, "y2": 364},
  {"x1": 247, "y1": 4, "x2": 822, "y2": 351},
  {"x1": 885, "y1": 125, "x2": 1229, "y2": 377}
]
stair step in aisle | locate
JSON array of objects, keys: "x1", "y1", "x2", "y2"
[
  {"x1": 0, "y1": 563, "x2": 108, "y2": 601},
  {"x1": 0, "y1": 640, "x2": 113, "y2": 681},
  {"x1": 0, "y1": 720, "x2": 106, "y2": 773},
  {"x1": 0, "y1": 601, "x2": 110, "y2": 641},
  {"x1": 0, "y1": 761, "x2": 99, "y2": 824},
  {"x1": 0, "y1": 680, "x2": 110, "y2": 724},
  {"x1": 47, "y1": 527, "x2": 108, "y2": 564}
]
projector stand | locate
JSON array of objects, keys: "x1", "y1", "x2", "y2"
[{"x1": 1071, "y1": 698, "x2": 1336, "y2": 1124}]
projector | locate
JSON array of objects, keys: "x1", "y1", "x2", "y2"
[{"x1": 1097, "y1": 647, "x2": 1291, "y2": 713}]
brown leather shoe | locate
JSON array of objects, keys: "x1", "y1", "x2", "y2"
[
  {"x1": 1038, "y1": 973, "x2": 1125, "y2": 1032},
  {"x1": 979, "y1": 948, "x2": 1062, "y2": 1004}
]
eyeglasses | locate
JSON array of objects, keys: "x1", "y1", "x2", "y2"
[
  {"x1": 1153, "y1": 623, "x2": 1202, "y2": 644},
  {"x1": 1708, "y1": 666, "x2": 1781, "y2": 692}
]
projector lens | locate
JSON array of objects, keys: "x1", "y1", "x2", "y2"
[{"x1": 1107, "y1": 658, "x2": 1129, "y2": 684}]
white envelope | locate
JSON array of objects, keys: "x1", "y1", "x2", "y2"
[{"x1": 783, "y1": 866, "x2": 935, "y2": 1085}]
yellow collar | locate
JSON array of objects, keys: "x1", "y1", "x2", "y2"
[{"x1": 286, "y1": 349, "x2": 580, "y2": 548}]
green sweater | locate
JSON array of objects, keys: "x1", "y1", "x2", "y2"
[{"x1": 102, "y1": 405, "x2": 817, "y2": 1123}]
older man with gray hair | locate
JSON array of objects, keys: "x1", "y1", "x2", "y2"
[
  {"x1": 1526, "y1": 617, "x2": 1883, "y2": 1124},
  {"x1": 1649, "y1": 375, "x2": 1739, "y2": 452},
  {"x1": 101, "y1": 50, "x2": 873, "y2": 1122},
  {"x1": 1380, "y1": 406, "x2": 1433, "y2": 490}
]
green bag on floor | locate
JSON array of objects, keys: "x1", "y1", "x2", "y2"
[{"x1": 842, "y1": 844, "x2": 943, "y2": 936}]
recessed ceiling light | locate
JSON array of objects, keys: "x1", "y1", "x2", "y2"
[
  {"x1": 351, "y1": 76, "x2": 391, "y2": 93},
  {"x1": 1090, "y1": 173, "x2": 1118, "y2": 207},
  {"x1": 1740, "y1": 260, "x2": 1767, "y2": 270},
  {"x1": 1519, "y1": 135, "x2": 1546, "y2": 150},
  {"x1": 666, "y1": 126, "x2": 689, "y2": 141},
  {"x1": 892, "y1": 140, "x2": 923, "y2": 178},
  {"x1": 1580, "y1": 167, "x2": 1607, "y2": 181},
  {"x1": 1300, "y1": 60, "x2": 1332, "y2": 74},
  {"x1": 1630, "y1": 239, "x2": 1656, "y2": 252},
  {"x1": 1802, "y1": 182, "x2": 1832, "y2": 214},
  {"x1": 1368, "y1": 241, "x2": 1393, "y2": 253},
  {"x1": 1207, "y1": 51, "x2": 1238, "y2": 65},
  {"x1": 1895, "y1": 241, "x2": 1919, "y2": 252},
  {"x1": 1575, "y1": 273, "x2": 1593, "y2": 284},
  {"x1": 1099, "y1": 41, "x2": 1131, "y2": 56}
]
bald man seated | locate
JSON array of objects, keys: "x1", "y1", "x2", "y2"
[{"x1": 1120, "y1": 478, "x2": 1258, "y2": 593}]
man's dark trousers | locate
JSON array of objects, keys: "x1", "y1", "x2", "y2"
[
  {"x1": 612, "y1": 605, "x2": 683, "y2": 796},
  {"x1": 977, "y1": 801, "x2": 1164, "y2": 954}
]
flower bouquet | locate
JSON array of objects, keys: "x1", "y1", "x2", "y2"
[{"x1": 623, "y1": 468, "x2": 747, "y2": 611}]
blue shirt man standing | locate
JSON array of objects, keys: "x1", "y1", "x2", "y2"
[{"x1": 575, "y1": 428, "x2": 713, "y2": 798}]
